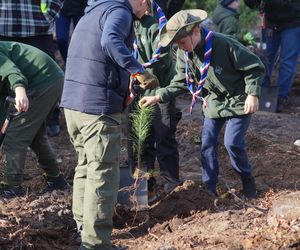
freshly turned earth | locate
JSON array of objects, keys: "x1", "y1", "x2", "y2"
[{"x1": 0, "y1": 58, "x2": 299, "y2": 250}]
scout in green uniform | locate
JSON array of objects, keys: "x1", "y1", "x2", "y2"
[
  {"x1": 0, "y1": 41, "x2": 69, "y2": 198},
  {"x1": 140, "y1": 10, "x2": 265, "y2": 198},
  {"x1": 212, "y1": 0, "x2": 255, "y2": 46},
  {"x1": 133, "y1": 2, "x2": 182, "y2": 201}
]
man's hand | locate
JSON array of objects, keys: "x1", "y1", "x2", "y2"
[
  {"x1": 136, "y1": 70, "x2": 159, "y2": 90},
  {"x1": 139, "y1": 95, "x2": 161, "y2": 108},
  {"x1": 15, "y1": 86, "x2": 29, "y2": 112},
  {"x1": 244, "y1": 95, "x2": 259, "y2": 114}
]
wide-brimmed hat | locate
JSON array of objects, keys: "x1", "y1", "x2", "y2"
[{"x1": 159, "y1": 9, "x2": 208, "y2": 47}]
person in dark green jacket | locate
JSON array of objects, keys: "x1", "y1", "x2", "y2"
[
  {"x1": 0, "y1": 42, "x2": 69, "y2": 198},
  {"x1": 133, "y1": 2, "x2": 182, "y2": 202},
  {"x1": 212, "y1": 0, "x2": 254, "y2": 45},
  {"x1": 139, "y1": 10, "x2": 265, "y2": 198}
]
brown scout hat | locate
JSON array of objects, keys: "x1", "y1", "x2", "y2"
[{"x1": 159, "y1": 9, "x2": 208, "y2": 47}]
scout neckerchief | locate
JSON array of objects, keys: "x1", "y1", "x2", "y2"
[
  {"x1": 184, "y1": 28, "x2": 214, "y2": 114},
  {"x1": 125, "y1": 1, "x2": 167, "y2": 107},
  {"x1": 133, "y1": 1, "x2": 167, "y2": 68}
]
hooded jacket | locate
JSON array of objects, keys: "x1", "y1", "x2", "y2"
[
  {"x1": 244, "y1": 0, "x2": 300, "y2": 31},
  {"x1": 212, "y1": 5, "x2": 243, "y2": 43},
  {"x1": 263, "y1": 0, "x2": 300, "y2": 31},
  {"x1": 61, "y1": 0, "x2": 144, "y2": 115}
]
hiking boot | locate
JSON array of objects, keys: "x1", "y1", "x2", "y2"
[
  {"x1": 241, "y1": 176, "x2": 257, "y2": 198},
  {"x1": 43, "y1": 173, "x2": 70, "y2": 192},
  {"x1": 0, "y1": 183, "x2": 24, "y2": 199},
  {"x1": 163, "y1": 179, "x2": 182, "y2": 194},
  {"x1": 277, "y1": 97, "x2": 289, "y2": 113}
]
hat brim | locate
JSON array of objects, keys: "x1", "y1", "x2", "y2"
[{"x1": 159, "y1": 10, "x2": 207, "y2": 47}]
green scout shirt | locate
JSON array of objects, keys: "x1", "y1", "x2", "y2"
[
  {"x1": 134, "y1": 8, "x2": 176, "y2": 96},
  {"x1": 156, "y1": 30, "x2": 265, "y2": 119},
  {"x1": 0, "y1": 41, "x2": 64, "y2": 125},
  {"x1": 212, "y1": 5, "x2": 243, "y2": 43}
]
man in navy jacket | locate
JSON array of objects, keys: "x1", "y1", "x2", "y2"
[{"x1": 61, "y1": 0, "x2": 158, "y2": 249}]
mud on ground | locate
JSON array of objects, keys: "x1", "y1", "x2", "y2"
[{"x1": 0, "y1": 75, "x2": 299, "y2": 249}]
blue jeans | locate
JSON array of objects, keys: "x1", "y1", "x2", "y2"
[
  {"x1": 265, "y1": 26, "x2": 300, "y2": 98},
  {"x1": 55, "y1": 14, "x2": 82, "y2": 62},
  {"x1": 201, "y1": 115, "x2": 252, "y2": 193}
]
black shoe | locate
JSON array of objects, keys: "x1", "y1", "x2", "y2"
[
  {"x1": 0, "y1": 183, "x2": 24, "y2": 198},
  {"x1": 241, "y1": 176, "x2": 257, "y2": 198},
  {"x1": 47, "y1": 125, "x2": 60, "y2": 137},
  {"x1": 277, "y1": 97, "x2": 289, "y2": 113},
  {"x1": 43, "y1": 173, "x2": 70, "y2": 192}
]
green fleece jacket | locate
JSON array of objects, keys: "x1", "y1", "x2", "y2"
[
  {"x1": 134, "y1": 8, "x2": 176, "y2": 96},
  {"x1": 0, "y1": 41, "x2": 64, "y2": 125},
  {"x1": 212, "y1": 5, "x2": 243, "y2": 43},
  {"x1": 156, "y1": 30, "x2": 265, "y2": 118}
]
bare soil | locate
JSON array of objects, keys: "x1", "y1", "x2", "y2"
[{"x1": 0, "y1": 72, "x2": 299, "y2": 250}]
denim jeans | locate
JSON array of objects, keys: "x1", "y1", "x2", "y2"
[
  {"x1": 265, "y1": 26, "x2": 300, "y2": 98},
  {"x1": 201, "y1": 115, "x2": 252, "y2": 193},
  {"x1": 55, "y1": 14, "x2": 83, "y2": 62}
]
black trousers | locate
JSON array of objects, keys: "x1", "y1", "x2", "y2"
[{"x1": 142, "y1": 100, "x2": 182, "y2": 182}]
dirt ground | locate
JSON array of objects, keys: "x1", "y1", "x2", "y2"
[{"x1": 0, "y1": 71, "x2": 300, "y2": 249}]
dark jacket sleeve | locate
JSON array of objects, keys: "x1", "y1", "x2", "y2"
[
  {"x1": 156, "y1": 49, "x2": 188, "y2": 102},
  {"x1": 101, "y1": 8, "x2": 144, "y2": 75}
]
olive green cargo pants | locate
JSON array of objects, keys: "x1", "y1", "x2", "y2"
[
  {"x1": 64, "y1": 109, "x2": 121, "y2": 250},
  {"x1": 3, "y1": 78, "x2": 63, "y2": 186}
]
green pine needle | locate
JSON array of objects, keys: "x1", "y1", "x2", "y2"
[{"x1": 130, "y1": 102, "x2": 154, "y2": 169}]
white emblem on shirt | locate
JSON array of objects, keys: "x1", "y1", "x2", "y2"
[{"x1": 215, "y1": 66, "x2": 223, "y2": 75}]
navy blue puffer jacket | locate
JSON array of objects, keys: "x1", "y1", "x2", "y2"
[{"x1": 61, "y1": 0, "x2": 144, "y2": 114}]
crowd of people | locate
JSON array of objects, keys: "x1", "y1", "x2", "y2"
[{"x1": 0, "y1": 0, "x2": 299, "y2": 249}]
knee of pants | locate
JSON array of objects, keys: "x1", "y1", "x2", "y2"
[{"x1": 224, "y1": 136, "x2": 244, "y2": 152}]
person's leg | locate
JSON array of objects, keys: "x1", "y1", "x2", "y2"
[
  {"x1": 141, "y1": 111, "x2": 156, "y2": 173},
  {"x1": 2, "y1": 78, "x2": 62, "y2": 195},
  {"x1": 265, "y1": 28, "x2": 281, "y2": 78},
  {"x1": 55, "y1": 14, "x2": 71, "y2": 62},
  {"x1": 79, "y1": 112, "x2": 122, "y2": 249},
  {"x1": 29, "y1": 78, "x2": 68, "y2": 190},
  {"x1": 277, "y1": 26, "x2": 300, "y2": 99},
  {"x1": 30, "y1": 122, "x2": 60, "y2": 177},
  {"x1": 224, "y1": 115, "x2": 252, "y2": 176},
  {"x1": 141, "y1": 115, "x2": 157, "y2": 199},
  {"x1": 64, "y1": 108, "x2": 87, "y2": 233},
  {"x1": 224, "y1": 115, "x2": 256, "y2": 197},
  {"x1": 201, "y1": 117, "x2": 225, "y2": 194},
  {"x1": 155, "y1": 101, "x2": 182, "y2": 192}
]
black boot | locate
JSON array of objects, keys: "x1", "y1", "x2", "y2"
[
  {"x1": 241, "y1": 176, "x2": 257, "y2": 198},
  {"x1": 43, "y1": 173, "x2": 70, "y2": 192},
  {"x1": 0, "y1": 182, "x2": 24, "y2": 198}
]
